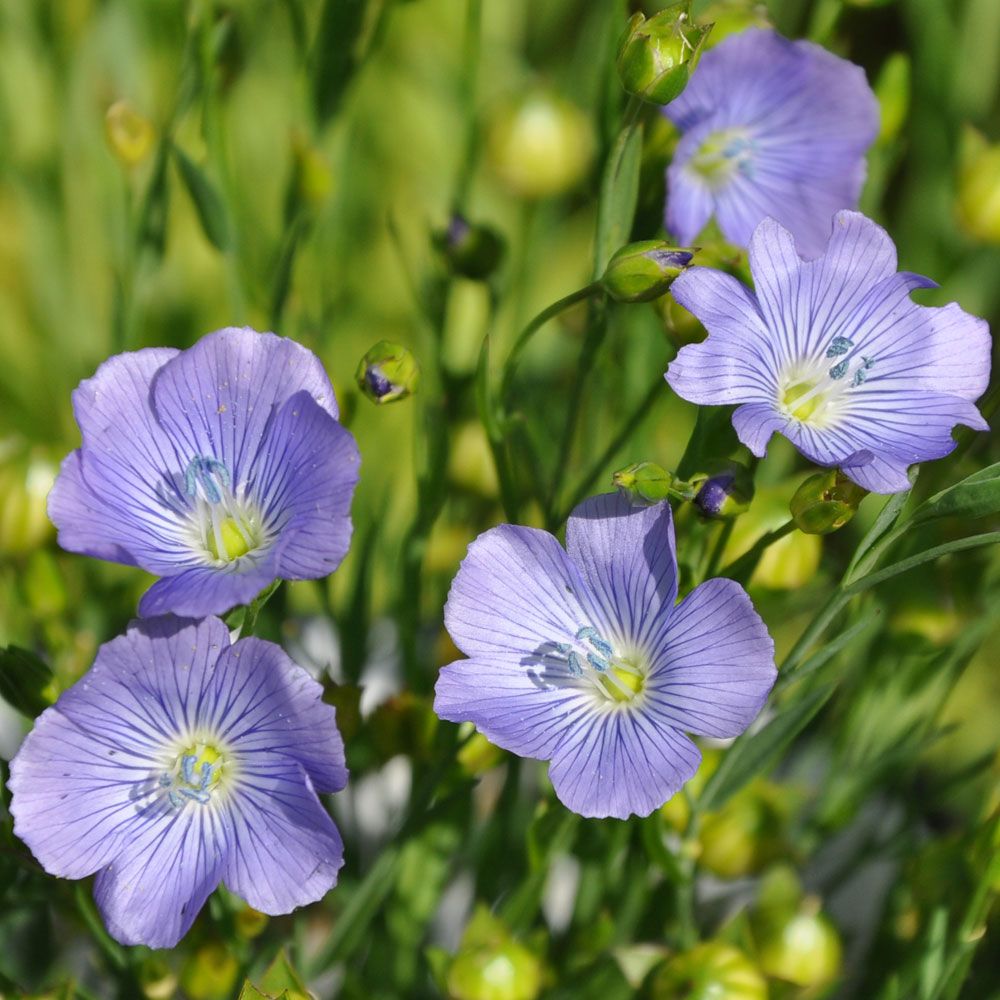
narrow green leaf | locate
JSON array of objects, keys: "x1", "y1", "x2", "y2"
[
  {"x1": 172, "y1": 143, "x2": 232, "y2": 251},
  {"x1": 909, "y1": 461, "x2": 1000, "y2": 525},
  {"x1": 593, "y1": 119, "x2": 643, "y2": 276},
  {"x1": 846, "y1": 531, "x2": 1000, "y2": 596},
  {"x1": 676, "y1": 405, "x2": 738, "y2": 479},
  {"x1": 138, "y1": 140, "x2": 171, "y2": 255},
  {"x1": 845, "y1": 474, "x2": 915, "y2": 581},
  {"x1": 0, "y1": 646, "x2": 53, "y2": 719},
  {"x1": 312, "y1": 0, "x2": 367, "y2": 126},
  {"x1": 700, "y1": 683, "x2": 836, "y2": 812}
]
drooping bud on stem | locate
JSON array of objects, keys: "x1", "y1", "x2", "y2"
[
  {"x1": 689, "y1": 461, "x2": 754, "y2": 519},
  {"x1": 355, "y1": 341, "x2": 421, "y2": 404},
  {"x1": 433, "y1": 214, "x2": 505, "y2": 280},
  {"x1": 602, "y1": 241, "x2": 695, "y2": 302}
]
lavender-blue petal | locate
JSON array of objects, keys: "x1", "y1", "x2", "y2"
[
  {"x1": 565, "y1": 494, "x2": 679, "y2": 654},
  {"x1": 94, "y1": 805, "x2": 227, "y2": 948},
  {"x1": 150, "y1": 328, "x2": 339, "y2": 486},
  {"x1": 48, "y1": 348, "x2": 196, "y2": 573},
  {"x1": 256, "y1": 391, "x2": 360, "y2": 582},
  {"x1": 547, "y1": 710, "x2": 702, "y2": 820},
  {"x1": 210, "y1": 636, "x2": 347, "y2": 794},
  {"x1": 646, "y1": 578, "x2": 776, "y2": 738},
  {"x1": 222, "y1": 765, "x2": 344, "y2": 914},
  {"x1": 137, "y1": 555, "x2": 279, "y2": 618},
  {"x1": 666, "y1": 267, "x2": 775, "y2": 406}
]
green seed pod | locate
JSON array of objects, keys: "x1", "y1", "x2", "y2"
[
  {"x1": 790, "y1": 469, "x2": 867, "y2": 535},
  {"x1": 651, "y1": 942, "x2": 767, "y2": 1000},
  {"x1": 355, "y1": 341, "x2": 421, "y2": 404},
  {"x1": 617, "y1": 4, "x2": 712, "y2": 105},
  {"x1": 602, "y1": 241, "x2": 694, "y2": 302},
  {"x1": 613, "y1": 462, "x2": 675, "y2": 506},
  {"x1": 756, "y1": 897, "x2": 843, "y2": 989}
]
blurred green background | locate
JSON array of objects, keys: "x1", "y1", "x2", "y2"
[{"x1": 1, "y1": 0, "x2": 1000, "y2": 997}]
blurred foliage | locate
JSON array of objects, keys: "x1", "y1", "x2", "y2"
[{"x1": 1, "y1": 0, "x2": 1000, "y2": 998}]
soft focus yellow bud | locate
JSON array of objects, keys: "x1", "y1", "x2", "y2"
[
  {"x1": 235, "y1": 904, "x2": 269, "y2": 939},
  {"x1": 957, "y1": 128, "x2": 1000, "y2": 244},
  {"x1": 104, "y1": 100, "x2": 156, "y2": 167},
  {"x1": 656, "y1": 294, "x2": 706, "y2": 347},
  {"x1": 660, "y1": 747, "x2": 720, "y2": 832},
  {"x1": 756, "y1": 897, "x2": 843, "y2": 989},
  {"x1": 457, "y1": 726, "x2": 505, "y2": 776},
  {"x1": 487, "y1": 91, "x2": 594, "y2": 199},
  {"x1": 875, "y1": 53, "x2": 910, "y2": 144},
  {"x1": 698, "y1": 779, "x2": 790, "y2": 878},
  {"x1": 447, "y1": 907, "x2": 543, "y2": 1000},
  {"x1": 651, "y1": 942, "x2": 767, "y2": 1000},
  {"x1": 291, "y1": 131, "x2": 334, "y2": 210},
  {"x1": 138, "y1": 956, "x2": 177, "y2": 1000},
  {"x1": 0, "y1": 446, "x2": 56, "y2": 557},
  {"x1": 180, "y1": 942, "x2": 240, "y2": 1000},
  {"x1": 449, "y1": 422, "x2": 500, "y2": 499}
]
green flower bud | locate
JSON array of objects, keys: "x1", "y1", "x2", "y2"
[
  {"x1": 104, "y1": 100, "x2": 155, "y2": 167},
  {"x1": 957, "y1": 127, "x2": 1000, "y2": 245},
  {"x1": 613, "y1": 462, "x2": 675, "y2": 505},
  {"x1": 652, "y1": 942, "x2": 767, "y2": 1000},
  {"x1": 180, "y1": 942, "x2": 239, "y2": 1000},
  {"x1": 790, "y1": 469, "x2": 867, "y2": 535},
  {"x1": 616, "y1": 5, "x2": 712, "y2": 105},
  {"x1": 434, "y1": 214, "x2": 505, "y2": 281},
  {"x1": 757, "y1": 897, "x2": 842, "y2": 989},
  {"x1": 487, "y1": 90, "x2": 594, "y2": 198},
  {"x1": 602, "y1": 241, "x2": 694, "y2": 302},
  {"x1": 355, "y1": 341, "x2": 420, "y2": 404},
  {"x1": 447, "y1": 907, "x2": 543, "y2": 1000},
  {"x1": 457, "y1": 726, "x2": 505, "y2": 776},
  {"x1": 689, "y1": 461, "x2": 754, "y2": 519},
  {"x1": 290, "y1": 130, "x2": 334, "y2": 212}
]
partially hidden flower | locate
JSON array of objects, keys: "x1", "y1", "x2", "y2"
[
  {"x1": 48, "y1": 327, "x2": 360, "y2": 617},
  {"x1": 666, "y1": 211, "x2": 992, "y2": 493},
  {"x1": 8, "y1": 615, "x2": 347, "y2": 948},
  {"x1": 663, "y1": 28, "x2": 878, "y2": 259},
  {"x1": 434, "y1": 493, "x2": 777, "y2": 820}
]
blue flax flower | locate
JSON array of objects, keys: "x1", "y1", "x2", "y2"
[
  {"x1": 663, "y1": 28, "x2": 878, "y2": 259},
  {"x1": 49, "y1": 326, "x2": 360, "y2": 617},
  {"x1": 8, "y1": 616, "x2": 347, "y2": 948},
  {"x1": 666, "y1": 211, "x2": 992, "y2": 493},
  {"x1": 434, "y1": 493, "x2": 777, "y2": 820}
]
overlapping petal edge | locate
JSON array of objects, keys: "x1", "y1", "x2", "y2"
[
  {"x1": 434, "y1": 493, "x2": 777, "y2": 820},
  {"x1": 8, "y1": 615, "x2": 347, "y2": 949},
  {"x1": 666, "y1": 211, "x2": 992, "y2": 493},
  {"x1": 48, "y1": 326, "x2": 361, "y2": 617}
]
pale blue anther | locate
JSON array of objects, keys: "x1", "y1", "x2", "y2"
[
  {"x1": 826, "y1": 336, "x2": 854, "y2": 358},
  {"x1": 852, "y1": 356, "x2": 875, "y2": 387},
  {"x1": 723, "y1": 136, "x2": 755, "y2": 179},
  {"x1": 829, "y1": 359, "x2": 850, "y2": 381},
  {"x1": 184, "y1": 456, "x2": 231, "y2": 504},
  {"x1": 575, "y1": 627, "x2": 613, "y2": 659},
  {"x1": 586, "y1": 652, "x2": 610, "y2": 673},
  {"x1": 566, "y1": 651, "x2": 584, "y2": 676}
]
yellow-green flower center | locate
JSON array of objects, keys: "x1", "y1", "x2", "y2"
[
  {"x1": 598, "y1": 663, "x2": 645, "y2": 703},
  {"x1": 781, "y1": 380, "x2": 827, "y2": 422},
  {"x1": 162, "y1": 741, "x2": 227, "y2": 807},
  {"x1": 690, "y1": 127, "x2": 755, "y2": 187},
  {"x1": 205, "y1": 515, "x2": 260, "y2": 562}
]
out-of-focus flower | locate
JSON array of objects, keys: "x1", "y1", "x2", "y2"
[
  {"x1": 356, "y1": 340, "x2": 421, "y2": 404},
  {"x1": 667, "y1": 212, "x2": 991, "y2": 493},
  {"x1": 434, "y1": 493, "x2": 776, "y2": 819},
  {"x1": 756, "y1": 896, "x2": 843, "y2": 989},
  {"x1": 790, "y1": 469, "x2": 867, "y2": 534},
  {"x1": 8, "y1": 616, "x2": 347, "y2": 948},
  {"x1": 662, "y1": 29, "x2": 878, "y2": 257},
  {"x1": 434, "y1": 214, "x2": 505, "y2": 281},
  {"x1": 652, "y1": 941, "x2": 767, "y2": 999},
  {"x1": 48, "y1": 327, "x2": 360, "y2": 617},
  {"x1": 447, "y1": 907, "x2": 543, "y2": 1000},
  {"x1": 601, "y1": 241, "x2": 694, "y2": 302},
  {"x1": 616, "y1": 4, "x2": 711, "y2": 105},
  {"x1": 487, "y1": 91, "x2": 594, "y2": 199}
]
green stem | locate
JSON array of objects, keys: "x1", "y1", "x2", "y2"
[
  {"x1": 499, "y1": 282, "x2": 604, "y2": 404},
  {"x1": 548, "y1": 375, "x2": 665, "y2": 529},
  {"x1": 74, "y1": 883, "x2": 129, "y2": 975}
]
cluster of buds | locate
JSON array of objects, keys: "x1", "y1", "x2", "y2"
[
  {"x1": 613, "y1": 460, "x2": 754, "y2": 520},
  {"x1": 617, "y1": 2, "x2": 712, "y2": 105}
]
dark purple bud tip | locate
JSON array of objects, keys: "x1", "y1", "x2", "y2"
[{"x1": 646, "y1": 248, "x2": 694, "y2": 270}]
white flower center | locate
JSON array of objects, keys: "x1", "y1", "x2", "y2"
[
  {"x1": 548, "y1": 626, "x2": 647, "y2": 706},
  {"x1": 777, "y1": 336, "x2": 876, "y2": 429}
]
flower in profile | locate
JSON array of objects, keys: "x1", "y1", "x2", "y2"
[
  {"x1": 666, "y1": 212, "x2": 992, "y2": 493},
  {"x1": 49, "y1": 327, "x2": 360, "y2": 617},
  {"x1": 663, "y1": 29, "x2": 878, "y2": 259},
  {"x1": 434, "y1": 493, "x2": 776, "y2": 820},
  {"x1": 8, "y1": 616, "x2": 347, "y2": 948}
]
